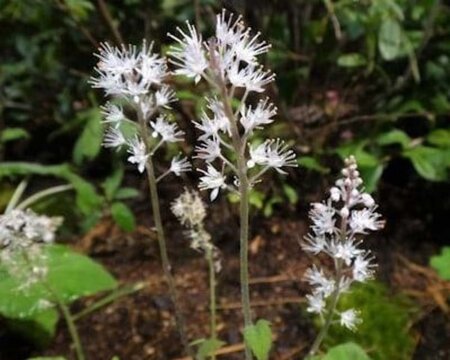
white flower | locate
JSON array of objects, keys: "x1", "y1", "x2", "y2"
[
  {"x1": 301, "y1": 234, "x2": 328, "y2": 255},
  {"x1": 232, "y1": 28, "x2": 271, "y2": 64},
  {"x1": 150, "y1": 115, "x2": 184, "y2": 143},
  {"x1": 215, "y1": 10, "x2": 243, "y2": 46},
  {"x1": 240, "y1": 98, "x2": 277, "y2": 133},
  {"x1": 103, "y1": 127, "x2": 126, "y2": 149},
  {"x1": 306, "y1": 293, "x2": 326, "y2": 314},
  {"x1": 339, "y1": 309, "x2": 361, "y2": 331},
  {"x1": 331, "y1": 238, "x2": 363, "y2": 266},
  {"x1": 127, "y1": 136, "x2": 148, "y2": 173},
  {"x1": 228, "y1": 64, "x2": 275, "y2": 92},
  {"x1": 194, "y1": 112, "x2": 223, "y2": 141},
  {"x1": 170, "y1": 155, "x2": 191, "y2": 176},
  {"x1": 155, "y1": 85, "x2": 176, "y2": 108},
  {"x1": 195, "y1": 137, "x2": 222, "y2": 163},
  {"x1": 91, "y1": 41, "x2": 167, "y2": 98},
  {"x1": 353, "y1": 253, "x2": 376, "y2": 282},
  {"x1": 198, "y1": 165, "x2": 227, "y2": 201},
  {"x1": 304, "y1": 266, "x2": 335, "y2": 297},
  {"x1": 100, "y1": 103, "x2": 124, "y2": 128},
  {"x1": 248, "y1": 139, "x2": 297, "y2": 173},
  {"x1": 349, "y1": 208, "x2": 384, "y2": 234},
  {"x1": 309, "y1": 202, "x2": 336, "y2": 235},
  {"x1": 168, "y1": 21, "x2": 208, "y2": 83},
  {"x1": 329, "y1": 187, "x2": 341, "y2": 202}
]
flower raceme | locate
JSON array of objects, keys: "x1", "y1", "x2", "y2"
[
  {"x1": 167, "y1": 10, "x2": 297, "y2": 201},
  {"x1": 91, "y1": 40, "x2": 190, "y2": 179},
  {"x1": 302, "y1": 156, "x2": 384, "y2": 339}
]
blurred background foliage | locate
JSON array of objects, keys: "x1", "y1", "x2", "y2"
[{"x1": 1, "y1": 0, "x2": 449, "y2": 221}]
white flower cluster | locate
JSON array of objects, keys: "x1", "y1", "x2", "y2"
[
  {"x1": 91, "y1": 41, "x2": 190, "y2": 178},
  {"x1": 0, "y1": 209, "x2": 62, "y2": 289},
  {"x1": 302, "y1": 156, "x2": 384, "y2": 331},
  {"x1": 168, "y1": 10, "x2": 296, "y2": 201},
  {"x1": 171, "y1": 189, "x2": 221, "y2": 272}
]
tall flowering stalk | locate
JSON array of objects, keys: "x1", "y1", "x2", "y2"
[
  {"x1": 171, "y1": 189, "x2": 221, "y2": 359},
  {"x1": 90, "y1": 41, "x2": 192, "y2": 356},
  {"x1": 168, "y1": 10, "x2": 296, "y2": 359},
  {"x1": 301, "y1": 156, "x2": 385, "y2": 356}
]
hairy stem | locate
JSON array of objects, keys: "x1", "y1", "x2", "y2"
[
  {"x1": 58, "y1": 297, "x2": 86, "y2": 360},
  {"x1": 207, "y1": 247, "x2": 217, "y2": 360},
  {"x1": 217, "y1": 80, "x2": 253, "y2": 360},
  {"x1": 137, "y1": 107, "x2": 192, "y2": 357}
]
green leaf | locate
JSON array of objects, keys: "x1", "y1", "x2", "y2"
[
  {"x1": 0, "y1": 162, "x2": 102, "y2": 215},
  {"x1": 403, "y1": 146, "x2": 449, "y2": 181},
  {"x1": 430, "y1": 247, "x2": 450, "y2": 280},
  {"x1": 102, "y1": 167, "x2": 124, "y2": 201},
  {"x1": 298, "y1": 157, "x2": 329, "y2": 174},
  {"x1": 283, "y1": 184, "x2": 298, "y2": 204},
  {"x1": 73, "y1": 108, "x2": 103, "y2": 165},
  {"x1": 378, "y1": 19, "x2": 402, "y2": 60},
  {"x1": 427, "y1": 129, "x2": 450, "y2": 148},
  {"x1": 114, "y1": 187, "x2": 140, "y2": 200},
  {"x1": 0, "y1": 127, "x2": 29, "y2": 143},
  {"x1": 337, "y1": 54, "x2": 367, "y2": 68},
  {"x1": 196, "y1": 338, "x2": 225, "y2": 360},
  {"x1": 7, "y1": 308, "x2": 59, "y2": 347},
  {"x1": 111, "y1": 202, "x2": 136, "y2": 232},
  {"x1": 376, "y1": 130, "x2": 411, "y2": 148},
  {"x1": 249, "y1": 190, "x2": 265, "y2": 209},
  {"x1": 322, "y1": 342, "x2": 371, "y2": 360},
  {"x1": 0, "y1": 244, "x2": 117, "y2": 319},
  {"x1": 244, "y1": 319, "x2": 273, "y2": 360}
]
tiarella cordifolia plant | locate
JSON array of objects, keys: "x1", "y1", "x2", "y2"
[
  {"x1": 90, "y1": 41, "x2": 192, "y2": 356},
  {"x1": 171, "y1": 189, "x2": 221, "y2": 359},
  {"x1": 168, "y1": 11, "x2": 296, "y2": 359},
  {"x1": 301, "y1": 156, "x2": 385, "y2": 356}
]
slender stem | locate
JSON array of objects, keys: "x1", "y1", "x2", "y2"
[
  {"x1": 217, "y1": 80, "x2": 253, "y2": 360},
  {"x1": 207, "y1": 247, "x2": 217, "y2": 360},
  {"x1": 307, "y1": 262, "x2": 342, "y2": 357},
  {"x1": 29, "y1": 252, "x2": 85, "y2": 360},
  {"x1": 5, "y1": 179, "x2": 28, "y2": 213},
  {"x1": 137, "y1": 106, "x2": 193, "y2": 357},
  {"x1": 73, "y1": 282, "x2": 146, "y2": 321},
  {"x1": 156, "y1": 169, "x2": 171, "y2": 183},
  {"x1": 16, "y1": 184, "x2": 74, "y2": 210},
  {"x1": 58, "y1": 297, "x2": 86, "y2": 360}
]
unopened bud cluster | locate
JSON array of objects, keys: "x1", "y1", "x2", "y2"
[
  {"x1": 171, "y1": 189, "x2": 221, "y2": 272},
  {"x1": 0, "y1": 209, "x2": 62, "y2": 289},
  {"x1": 302, "y1": 156, "x2": 384, "y2": 331}
]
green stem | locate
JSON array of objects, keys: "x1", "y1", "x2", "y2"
[
  {"x1": 217, "y1": 80, "x2": 253, "y2": 360},
  {"x1": 16, "y1": 184, "x2": 74, "y2": 210},
  {"x1": 58, "y1": 298, "x2": 86, "y2": 360},
  {"x1": 307, "y1": 262, "x2": 342, "y2": 358},
  {"x1": 5, "y1": 179, "x2": 28, "y2": 213},
  {"x1": 137, "y1": 107, "x2": 192, "y2": 357},
  {"x1": 207, "y1": 247, "x2": 217, "y2": 360},
  {"x1": 73, "y1": 282, "x2": 146, "y2": 321}
]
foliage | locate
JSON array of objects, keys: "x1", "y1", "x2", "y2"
[
  {"x1": 316, "y1": 342, "x2": 371, "y2": 360},
  {"x1": 430, "y1": 246, "x2": 450, "y2": 280},
  {"x1": 324, "y1": 282, "x2": 416, "y2": 360},
  {"x1": 243, "y1": 319, "x2": 273, "y2": 360},
  {"x1": 0, "y1": 244, "x2": 117, "y2": 346}
]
